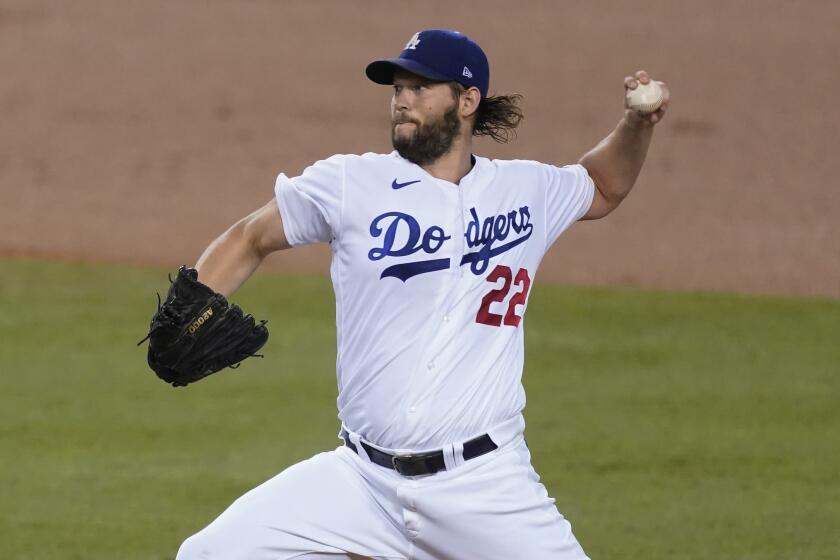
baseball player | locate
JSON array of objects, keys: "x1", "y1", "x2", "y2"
[{"x1": 176, "y1": 29, "x2": 669, "y2": 560}]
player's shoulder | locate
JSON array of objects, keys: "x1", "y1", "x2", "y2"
[
  {"x1": 481, "y1": 156, "x2": 591, "y2": 181},
  {"x1": 481, "y1": 156, "x2": 568, "y2": 172},
  {"x1": 314, "y1": 151, "x2": 407, "y2": 169},
  {"x1": 321, "y1": 151, "x2": 402, "y2": 162},
  {"x1": 296, "y1": 152, "x2": 401, "y2": 178},
  {"x1": 353, "y1": 151, "x2": 413, "y2": 169},
  {"x1": 482, "y1": 156, "x2": 544, "y2": 169}
]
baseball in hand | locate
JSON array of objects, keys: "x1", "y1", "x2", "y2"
[{"x1": 625, "y1": 80, "x2": 664, "y2": 114}]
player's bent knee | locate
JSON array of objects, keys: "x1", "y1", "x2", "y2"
[
  {"x1": 174, "y1": 535, "x2": 198, "y2": 560},
  {"x1": 175, "y1": 525, "x2": 317, "y2": 560},
  {"x1": 175, "y1": 527, "x2": 244, "y2": 560},
  {"x1": 175, "y1": 531, "x2": 211, "y2": 560}
]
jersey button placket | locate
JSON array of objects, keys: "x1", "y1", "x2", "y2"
[{"x1": 402, "y1": 184, "x2": 456, "y2": 426}]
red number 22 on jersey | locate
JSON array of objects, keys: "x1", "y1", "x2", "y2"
[{"x1": 475, "y1": 265, "x2": 532, "y2": 327}]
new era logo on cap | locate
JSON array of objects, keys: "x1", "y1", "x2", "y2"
[{"x1": 365, "y1": 29, "x2": 490, "y2": 98}]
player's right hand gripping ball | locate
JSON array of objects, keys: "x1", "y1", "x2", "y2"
[
  {"x1": 625, "y1": 80, "x2": 664, "y2": 114},
  {"x1": 138, "y1": 266, "x2": 269, "y2": 387}
]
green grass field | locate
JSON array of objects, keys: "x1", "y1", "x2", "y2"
[{"x1": 1, "y1": 258, "x2": 838, "y2": 560}]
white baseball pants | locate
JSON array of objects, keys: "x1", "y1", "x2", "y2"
[{"x1": 176, "y1": 420, "x2": 589, "y2": 560}]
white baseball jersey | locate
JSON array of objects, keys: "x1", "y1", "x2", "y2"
[
  {"x1": 275, "y1": 151, "x2": 594, "y2": 451},
  {"x1": 177, "y1": 153, "x2": 596, "y2": 560}
]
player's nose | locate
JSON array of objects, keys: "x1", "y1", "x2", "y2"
[
  {"x1": 391, "y1": 98, "x2": 411, "y2": 121},
  {"x1": 392, "y1": 95, "x2": 409, "y2": 112},
  {"x1": 392, "y1": 86, "x2": 414, "y2": 108}
]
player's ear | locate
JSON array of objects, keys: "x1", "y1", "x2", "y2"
[{"x1": 460, "y1": 86, "x2": 481, "y2": 118}]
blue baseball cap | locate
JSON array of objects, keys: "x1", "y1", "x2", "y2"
[{"x1": 366, "y1": 29, "x2": 490, "y2": 98}]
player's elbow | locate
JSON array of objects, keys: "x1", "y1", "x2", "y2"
[
  {"x1": 211, "y1": 215, "x2": 264, "y2": 265},
  {"x1": 240, "y1": 200, "x2": 291, "y2": 258},
  {"x1": 582, "y1": 176, "x2": 626, "y2": 220},
  {"x1": 237, "y1": 217, "x2": 270, "y2": 261}
]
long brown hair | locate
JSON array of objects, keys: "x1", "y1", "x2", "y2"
[{"x1": 450, "y1": 83, "x2": 524, "y2": 143}]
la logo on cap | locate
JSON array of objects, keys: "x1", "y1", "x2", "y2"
[{"x1": 405, "y1": 32, "x2": 421, "y2": 50}]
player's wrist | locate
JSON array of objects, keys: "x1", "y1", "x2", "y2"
[
  {"x1": 621, "y1": 111, "x2": 654, "y2": 131},
  {"x1": 622, "y1": 110, "x2": 663, "y2": 135}
]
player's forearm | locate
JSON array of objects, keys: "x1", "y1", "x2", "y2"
[
  {"x1": 579, "y1": 116, "x2": 654, "y2": 210},
  {"x1": 195, "y1": 219, "x2": 264, "y2": 297}
]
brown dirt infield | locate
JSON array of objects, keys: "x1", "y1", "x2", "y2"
[{"x1": 2, "y1": 0, "x2": 838, "y2": 297}]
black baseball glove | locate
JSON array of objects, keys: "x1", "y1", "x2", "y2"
[{"x1": 138, "y1": 266, "x2": 269, "y2": 387}]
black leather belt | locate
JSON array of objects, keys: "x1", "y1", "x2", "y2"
[{"x1": 342, "y1": 430, "x2": 498, "y2": 476}]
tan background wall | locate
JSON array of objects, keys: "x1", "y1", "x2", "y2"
[{"x1": 1, "y1": 0, "x2": 837, "y2": 296}]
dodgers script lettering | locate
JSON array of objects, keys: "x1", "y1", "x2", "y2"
[
  {"x1": 461, "y1": 207, "x2": 533, "y2": 275},
  {"x1": 367, "y1": 206, "x2": 534, "y2": 281},
  {"x1": 368, "y1": 212, "x2": 452, "y2": 281},
  {"x1": 368, "y1": 212, "x2": 451, "y2": 260}
]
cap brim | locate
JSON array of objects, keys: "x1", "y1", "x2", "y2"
[{"x1": 365, "y1": 58, "x2": 451, "y2": 85}]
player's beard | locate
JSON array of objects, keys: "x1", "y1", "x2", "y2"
[{"x1": 391, "y1": 104, "x2": 461, "y2": 166}]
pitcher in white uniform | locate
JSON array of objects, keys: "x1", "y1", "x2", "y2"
[{"x1": 176, "y1": 29, "x2": 670, "y2": 560}]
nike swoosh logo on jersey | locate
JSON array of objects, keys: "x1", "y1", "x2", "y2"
[{"x1": 391, "y1": 179, "x2": 421, "y2": 190}]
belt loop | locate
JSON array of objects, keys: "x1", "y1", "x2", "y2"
[
  {"x1": 451, "y1": 441, "x2": 465, "y2": 468},
  {"x1": 442, "y1": 443, "x2": 457, "y2": 470},
  {"x1": 347, "y1": 430, "x2": 370, "y2": 463}
]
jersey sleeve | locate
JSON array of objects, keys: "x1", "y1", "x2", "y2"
[
  {"x1": 274, "y1": 155, "x2": 345, "y2": 246},
  {"x1": 541, "y1": 163, "x2": 595, "y2": 248}
]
